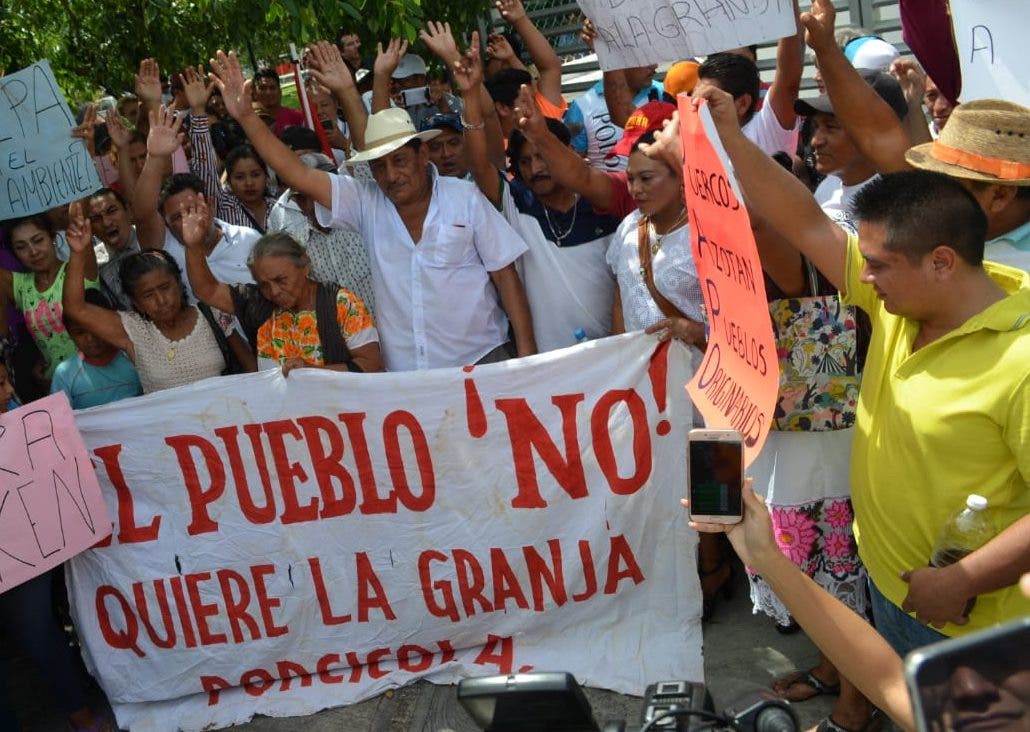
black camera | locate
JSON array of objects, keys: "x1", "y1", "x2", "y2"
[{"x1": 457, "y1": 673, "x2": 798, "y2": 732}]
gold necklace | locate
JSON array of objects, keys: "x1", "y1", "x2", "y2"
[{"x1": 648, "y1": 209, "x2": 688, "y2": 254}]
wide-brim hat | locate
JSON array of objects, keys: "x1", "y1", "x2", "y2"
[
  {"x1": 348, "y1": 108, "x2": 440, "y2": 163},
  {"x1": 905, "y1": 99, "x2": 1030, "y2": 185}
]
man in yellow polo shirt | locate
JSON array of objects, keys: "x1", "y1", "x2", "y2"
[{"x1": 683, "y1": 87, "x2": 1030, "y2": 658}]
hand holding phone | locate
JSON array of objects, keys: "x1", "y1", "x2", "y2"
[{"x1": 687, "y1": 429, "x2": 743, "y2": 524}]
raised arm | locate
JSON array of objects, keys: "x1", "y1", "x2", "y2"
[
  {"x1": 181, "y1": 196, "x2": 235, "y2": 314},
  {"x1": 307, "y1": 41, "x2": 367, "y2": 151},
  {"x1": 371, "y1": 39, "x2": 408, "y2": 114},
  {"x1": 422, "y1": 25, "x2": 506, "y2": 170},
  {"x1": 453, "y1": 36, "x2": 503, "y2": 208},
  {"x1": 496, "y1": 0, "x2": 563, "y2": 107},
  {"x1": 209, "y1": 51, "x2": 331, "y2": 208},
  {"x1": 688, "y1": 486, "x2": 915, "y2": 732},
  {"x1": 803, "y1": 0, "x2": 912, "y2": 173},
  {"x1": 133, "y1": 58, "x2": 163, "y2": 137},
  {"x1": 513, "y1": 85, "x2": 617, "y2": 212},
  {"x1": 763, "y1": 0, "x2": 804, "y2": 132},
  {"x1": 63, "y1": 201, "x2": 131, "y2": 352},
  {"x1": 182, "y1": 66, "x2": 222, "y2": 206},
  {"x1": 889, "y1": 58, "x2": 933, "y2": 147},
  {"x1": 692, "y1": 89, "x2": 847, "y2": 289},
  {"x1": 105, "y1": 111, "x2": 139, "y2": 207},
  {"x1": 135, "y1": 105, "x2": 183, "y2": 248}
]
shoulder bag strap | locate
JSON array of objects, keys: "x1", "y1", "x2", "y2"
[{"x1": 637, "y1": 214, "x2": 688, "y2": 321}]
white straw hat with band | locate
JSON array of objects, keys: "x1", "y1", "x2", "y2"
[{"x1": 348, "y1": 108, "x2": 441, "y2": 163}]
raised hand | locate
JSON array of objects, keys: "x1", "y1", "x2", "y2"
[
  {"x1": 71, "y1": 104, "x2": 98, "y2": 156},
  {"x1": 800, "y1": 0, "x2": 837, "y2": 54},
  {"x1": 889, "y1": 58, "x2": 927, "y2": 107},
  {"x1": 65, "y1": 200, "x2": 93, "y2": 254},
  {"x1": 639, "y1": 112, "x2": 683, "y2": 171},
  {"x1": 147, "y1": 104, "x2": 184, "y2": 157},
  {"x1": 495, "y1": 0, "x2": 527, "y2": 24},
  {"x1": 451, "y1": 32, "x2": 484, "y2": 94},
  {"x1": 182, "y1": 65, "x2": 214, "y2": 115},
  {"x1": 580, "y1": 17, "x2": 598, "y2": 51},
  {"x1": 105, "y1": 107, "x2": 134, "y2": 148},
  {"x1": 486, "y1": 33, "x2": 516, "y2": 64},
  {"x1": 306, "y1": 41, "x2": 355, "y2": 97},
  {"x1": 208, "y1": 50, "x2": 255, "y2": 121},
  {"x1": 373, "y1": 38, "x2": 409, "y2": 79},
  {"x1": 419, "y1": 21, "x2": 461, "y2": 65},
  {"x1": 692, "y1": 86, "x2": 740, "y2": 136},
  {"x1": 134, "y1": 57, "x2": 162, "y2": 105},
  {"x1": 180, "y1": 194, "x2": 212, "y2": 250},
  {"x1": 512, "y1": 83, "x2": 546, "y2": 138}
]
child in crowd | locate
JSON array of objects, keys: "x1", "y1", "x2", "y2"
[{"x1": 50, "y1": 288, "x2": 143, "y2": 409}]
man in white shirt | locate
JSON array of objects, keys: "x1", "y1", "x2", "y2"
[{"x1": 210, "y1": 50, "x2": 536, "y2": 371}]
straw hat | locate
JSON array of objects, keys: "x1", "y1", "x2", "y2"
[
  {"x1": 348, "y1": 108, "x2": 441, "y2": 163},
  {"x1": 905, "y1": 99, "x2": 1030, "y2": 186}
]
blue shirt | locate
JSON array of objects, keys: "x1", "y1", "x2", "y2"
[
  {"x1": 564, "y1": 80, "x2": 664, "y2": 169},
  {"x1": 50, "y1": 351, "x2": 142, "y2": 409}
]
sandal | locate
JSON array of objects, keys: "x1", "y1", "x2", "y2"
[
  {"x1": 814, "y1": 709, "x2": 883, "y2": 732},
  {"x1": 771, "y1": 668, "x2": 841, "y2": 701}
]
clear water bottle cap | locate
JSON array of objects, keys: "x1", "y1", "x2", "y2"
[{"x1": 966, "y1": 494, "x2": 988, "y2": 511}]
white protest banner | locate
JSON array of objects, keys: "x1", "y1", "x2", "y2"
[
  {"x1": 577, "y1": 0, "x2": 797, "y2": 71},
  {"x1": 679, "y1": 98, "x2": 778, "y2": 466},
  {"x1": 949, "y1": 0, "x2": 1029, "y2": 106},
  {"x1": 66, "y1": 333, "x2": 702, "y2": 732},
  {"x1": 0, "y1": 392, "x2": 112, "y2": 593},
  {"x1": 0, "y1": 60, "x2": 102, "y2": 219}
]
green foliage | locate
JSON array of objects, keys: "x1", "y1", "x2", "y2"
[{"x1": 0, "y1": 0, "x2": 493, "y2": 104}]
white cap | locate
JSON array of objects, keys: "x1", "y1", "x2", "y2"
[
  {"x1": 966, "y1": 494, "x2": 988, "y2": 511},
  {"x1": 393, "y1": 53, "x2": 427, "y2": 80},
  {"x1": 843, "y1": 36, "x2": 900, "y2": 72}
]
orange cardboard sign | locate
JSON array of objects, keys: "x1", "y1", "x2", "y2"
[{"x1": 678, "y1": 97, "x2": 778, "y2": 465}]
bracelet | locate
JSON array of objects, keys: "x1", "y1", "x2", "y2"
[{"x1": 460, "y1": 116, "x2": 485, "y2": 131}]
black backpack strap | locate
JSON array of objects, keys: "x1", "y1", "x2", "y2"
[
  {"x1": 196, "y1": 302, "x2": 236, "y2": 375},
  {"x1": 315, "y1": 284, "x2": 361, "y2": 372}
]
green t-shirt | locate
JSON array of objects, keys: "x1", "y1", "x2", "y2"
[{"x1": 13, "y1": 264, "x2": 99, "y2": 379}]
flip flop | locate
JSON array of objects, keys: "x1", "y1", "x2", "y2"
[
  {"x1": 771, "y1": 668, "x2": 841, "y2": 701},
  {"x1": 814, "y1": 709, "x2": 884, "y2": 732}
]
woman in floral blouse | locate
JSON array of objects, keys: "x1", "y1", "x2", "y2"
[{"x1": 179, "y1": 196, "x2": 382, "y2": 374}]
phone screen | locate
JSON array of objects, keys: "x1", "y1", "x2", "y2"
[
  {"x1": 688, "y1": 438, "x2": 742, "y2": 516},
  {"x1": 906, "y1": 618, "x2": 1029, "y2": 732}
]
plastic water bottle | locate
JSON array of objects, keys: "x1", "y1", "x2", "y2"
[
  {"x1": 929, "y1": 494, "x2": 995, "y2": 615},
  {"x1": 573, "y1": 328, "x2": 588, "y2": 343}
]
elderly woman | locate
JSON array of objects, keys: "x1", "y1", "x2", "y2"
[{"x1": 180, "y1": 196, "x2": 382, "y2": 374}]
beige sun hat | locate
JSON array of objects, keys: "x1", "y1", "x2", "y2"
[
  {"x1": 348, "y1": 108, "x2": 441, "y2": 163},
  {"x1": 905, "y1": 99, "x2": 1030, "y2": 186}
]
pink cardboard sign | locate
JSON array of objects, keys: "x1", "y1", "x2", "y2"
[{"x1": 0, "y1": 392, "x2": 112, "y2": 593}]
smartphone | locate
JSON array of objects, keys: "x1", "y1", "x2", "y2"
[
  {"x1": 904, "y1": 616, "x2": 1029, "y2": 732},
  {"x1": 687, "y1": 429, "x2": 743, "y2": 524},
  {"x1": 400, "y1": 85, "x2": 430, "y2": 108}
]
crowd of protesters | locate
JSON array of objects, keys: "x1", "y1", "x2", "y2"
[{"x1": 0, "y1": 0, "x2": 1027, "y2": 728}]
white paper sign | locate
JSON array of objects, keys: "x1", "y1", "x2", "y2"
[
  {"x1": 577, "y1": 0, "x2": 797, "y2": 71},
  {"x1": 66, "y1": 334, "x2": 703, "y2": 732},
  {"x1": 950, "y1": 0, "x2": 1029, "y2": 105}
]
